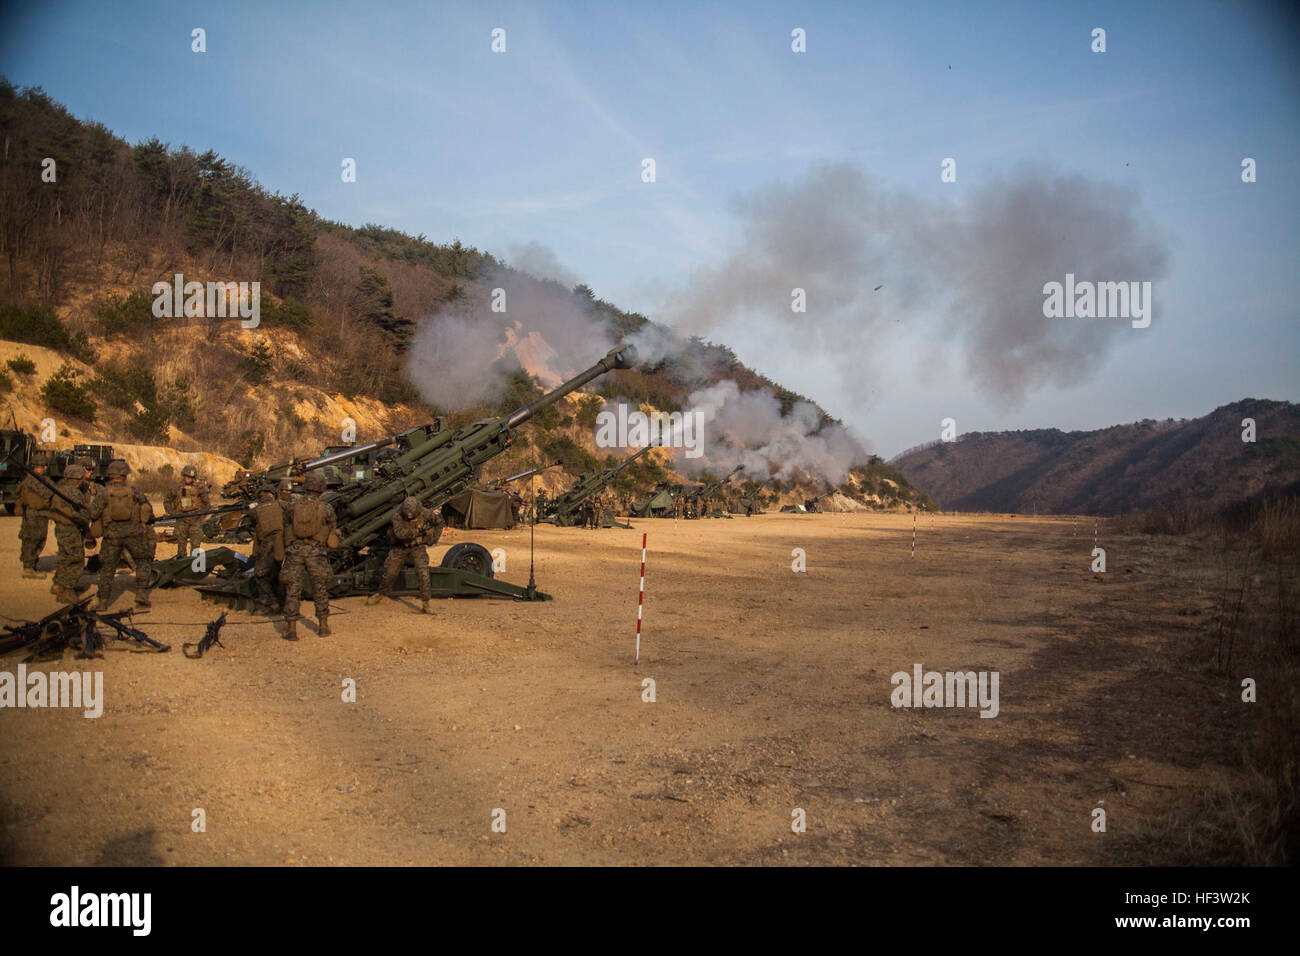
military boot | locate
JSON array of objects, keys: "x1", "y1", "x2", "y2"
[
  {"x1": 283, "y1": 618, "x2": 299, "y2": 641},
  {"x1": 135, "y1": 589, "x2": 151, "y2": 609},
  {"x1": 96, "y1": 593, "x2": 111, "y2": 612},
  {"x1": 53, "y1": 587, "x2": 80, "y2": 604},
  {"x1": 365, "y1": 593, "x2": 384, "y2": 606},
  {"x1": 22, "y1": 567, "x2": 47, "y2": 579},
  {"x1": 317, "y1": 614, "x2": 331, "y2": 636},
  {"x1": 421, "y1": 600, "x2": 432, "y2": 614}
]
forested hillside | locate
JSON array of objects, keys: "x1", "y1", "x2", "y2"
[
  {"x1": 891, "y1": 399, "x2": 1300, "y2": 515},
  {"x1": 0, "y1": 80, "x2": 929, "y2": 510}
]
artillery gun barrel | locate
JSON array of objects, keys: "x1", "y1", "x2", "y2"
[
  {"x1": 301, "y1": 437, "x2": 396, "y2": 472},
  {"x1": 550, "y1": 442, "x2": 654, "y2": 515},
  {"x1": 340, "y1": 344, "x2": 637, "y2": 547},
  {"x1": 498, "y1": 461, "x2": 561, "y2": 485},
  {"x1": 505, "y1": 345, "x2": 636, "y2": 430},
  {"x1": 694, "y1": 464, "x2": 743, "y2": 498}
]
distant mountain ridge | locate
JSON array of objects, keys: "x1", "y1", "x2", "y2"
[{"x1": 890, "y1": 399, "x2": 1300, "y2": 515}]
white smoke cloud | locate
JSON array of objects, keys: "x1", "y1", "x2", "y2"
[
  {"x1": 404, "y1": 262, "x2": 615, "y2": 411},
  {"x1": 687, "y1": 380, "x2": 868, "y2": 484},
  {"x1": 603, "y1": 381, "x2": 869, "y2": 485},
  {"x1": 505, "y1": 240, "x2": 579, "y2": 288}
]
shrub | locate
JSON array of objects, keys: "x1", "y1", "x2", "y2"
[
  {"x1": 263, "y1": 297, "x2": 313, "y2": 330},
  {"x1": 0, "y1": 368, "x2": 11, "y2": 392},
  {"x1": 127, "y1": 405, "x2": 170, "y2": 444},
  {"x1": 381, "y1": 378, "x2": 421, "y2": 406},
  {"x1": 0, "y1": 302, "x2": 92, "y2": 360},
  {"x1": 92, "y1": 361, "x2": 157, "y2": 410},
  {"x1": 40, "y1": 363, "x2": 96, "y2": 421},
  {"x1": 237, "y1": 429, "x2": 265, "y2": 466},
  {"x1": 239, "y1": 341, "x2": 275, "y2": 384},
  {"x1": 541, "y1": 435, "x2": 599, "y2": 474},
  {"x1": 6, "y1": 354, "x2": 36, "y2": 375},
  {"x1": 161, "y1": 378, "x2": 199, "y2": 432},
  {"x1": 575, "y1": 394, "x2": 604, "y2": 429},
  {"x1": 96, "y1": 289, "x2": 157, "y2": 337}
]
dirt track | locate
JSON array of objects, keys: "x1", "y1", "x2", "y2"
[{"x1": 0, "y1": 512, "x2": 1248, "y2": 865}]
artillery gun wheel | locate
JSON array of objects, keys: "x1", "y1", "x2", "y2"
[{"x1": 440, "y1": 542, "x2": 494, "y2": 578}]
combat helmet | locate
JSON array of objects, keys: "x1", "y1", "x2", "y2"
[
  {"x1": 303, "y1": 471, "x2": 327, "y2": 493},
  {"x1": 63, "y1": 463, "x2": 87, "y2": 480},
  {"x1": 106, "y1": 460, "x2": 130, "y2": 478},
  {"x1": 181, "y1": 464, "x2": 198, "y2": 478},
  {"x1": 400, "y1": 496, "x2": 423, "y2": 519}
]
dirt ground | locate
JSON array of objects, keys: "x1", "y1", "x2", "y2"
[{"x1": 0, "y1": 511, "x2": 1253, "y2": 865}]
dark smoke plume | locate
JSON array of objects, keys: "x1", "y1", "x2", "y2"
[{"x1": 664, "y1": 163, "x2": 1169, "y2": 407}]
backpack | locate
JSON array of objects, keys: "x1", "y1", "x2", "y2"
[
  {"x1": 291, "y1": 499, "x2": 330, "y2": 544},
  {"x1": 105, "y1": 484, "x2": 136, "y2": 523}
]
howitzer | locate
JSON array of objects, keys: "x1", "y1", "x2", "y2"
[
  {"x1": 159, "y1": 345, "x2": 638, "y2": 607},
  {"x1": 804, "y1": 489, "x2": 834, "y2": 512},
  {"x1": 543, "y1": 444, "x2": 653, "y2": 525},
  {"x1": 736, "y1": 481, "x2": 768, "y2": 516},
  {"x1": 683, "y1": 465, "x2": 743, "y2": 516},
  {"x1": 219, "y1": 435, "x2": 400, "y2": 501}
]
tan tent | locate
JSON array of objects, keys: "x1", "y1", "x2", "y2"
[{"x1": 442, "y1": 488, "x2": 516, "y2": 529}]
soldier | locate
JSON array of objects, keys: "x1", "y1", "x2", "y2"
[
  {"x1": 164, "y1": 464, "x2": 211, "y2": 559},
  {"x1": 16, "y1": 453, "x2": 53, "y2": 578},
  {"x1": 47, "y1": 463, "x2": 91, "y2": 603},
  {"x1": 280, "y1": 470, "x2": 337, "y2": 640},
  {"x1": 366, "y1": 496, "x2": 443, "y2": 613},
  {"x1": 139, "y1": 495, "x2": 159, "y2": 562},
  {"x1": 89, "y1": 460, "x2": 152, "y2": 610},
  {"x1": 251, "y1": 486, "x2": 285, "y2": 616},
  {"x1": 277, "y1": 477, "x2": 296, "y2": 506}
]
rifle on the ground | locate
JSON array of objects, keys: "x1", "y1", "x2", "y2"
[
  {"x1": 0, "y1": 598, "x2": 92, "y2": 657},
  {"x1": 95, "y1": 608, "x2": 170, "y2": 652},
  {"x1": 184, "y1": 612, "x2": 228, "y2": 659},
  {"x1": 0, "y1": 600, "x2": 169, "y2": 661}
]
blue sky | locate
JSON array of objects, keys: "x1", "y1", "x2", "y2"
[{"x1": 2, "y1": 0, "x2": 1297, "y2": 456}]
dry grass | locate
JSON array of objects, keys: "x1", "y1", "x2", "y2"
[{"x1": 1135, "y1": 503, "x2": 1298, "y2": 865}]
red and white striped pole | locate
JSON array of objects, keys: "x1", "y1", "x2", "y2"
[
  {"x1": 911, "y1": 512, "x2": 917, "y2": 558},
  {"x1": 635, "y1": 532, "x2": 647, "y2": 665}
]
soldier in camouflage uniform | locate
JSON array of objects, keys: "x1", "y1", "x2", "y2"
[
  {"x1": 16, "y1": 453, "x2": 53, "y2": 578},
  {"x1": 164, "y1": 464, "x2": 211, "y2": 559},
  {"x1": 280, "y1": 470, "x2": 337, "y2": 640},
  {"x1": 89, "y1": 460, "x2": 153, "y2": 610},
  {"x1": 47, "y1": 463, "x2": 92, "y2": 603},
  {"x1": 366, "y1": 496, "x2": 443, "y2": 614},
  {"x1": 251, "y1": 486, "x2": 285, "y2": 615}
]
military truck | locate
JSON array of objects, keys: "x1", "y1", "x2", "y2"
[{"x1": 1, "y1": 430, "x2": 123, "y2": 512}]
